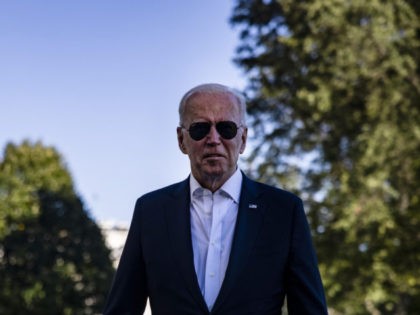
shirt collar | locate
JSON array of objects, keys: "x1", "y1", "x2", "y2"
[{"x1": 190, "y1": 168, "x2": 243, "y2": 203}]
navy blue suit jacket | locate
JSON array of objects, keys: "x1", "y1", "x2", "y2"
[{"x1": 103, "y1": 175, "x2": 327, "y2": 314}]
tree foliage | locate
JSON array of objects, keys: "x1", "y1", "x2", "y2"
[
  {"x1": 0, "y1": 141, "x2": 114, "y2": 314},
  {"x1": 231, "y1": 0, "x2": 420, "y2": 314}
]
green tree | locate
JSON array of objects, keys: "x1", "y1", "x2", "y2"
[
  {"x1": 231, "y1": 0, "x2": 420, "y2": 314},
  {"x1": 0, "y1": 141, "x2": 114, "y2": 314}
]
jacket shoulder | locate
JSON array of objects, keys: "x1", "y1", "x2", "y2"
[{"x1": 136, "y1": 178, "x2": 189, "y2": 204}]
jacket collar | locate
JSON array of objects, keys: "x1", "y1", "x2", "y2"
[
  {"x1": 212, "y1": 174, "x2": 265, "y2": 313},
  {"x1": 165, "y1": 178, "x2": 209, "y2": 313}
]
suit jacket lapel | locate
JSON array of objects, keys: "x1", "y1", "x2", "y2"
[
  {"x1": 212, "y1": 175, "x2": 266, "y2": 312},
  {"x1": 164, "y1": 178, "x2": 209, "y2": 313}
]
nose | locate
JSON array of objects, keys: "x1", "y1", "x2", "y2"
[{"x1": 206, "y1": 125, "x2": 221, "y2": 144}]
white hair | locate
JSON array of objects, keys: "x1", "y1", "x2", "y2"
[{"x1": 178, "y1": 83, "x2": 247, "y2": 125}]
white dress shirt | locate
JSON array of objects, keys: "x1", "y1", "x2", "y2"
[{"x1": 189, "y1": 169, "x2": 242, "y2": 311}]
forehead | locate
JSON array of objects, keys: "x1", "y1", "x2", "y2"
[{"x1": 183, "y1": 91, "x2": 241, "y2": 121}]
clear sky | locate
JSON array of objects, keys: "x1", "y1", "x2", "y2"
[{"x1": 0, "y1": 1, "x2": 248, "y2": 223}]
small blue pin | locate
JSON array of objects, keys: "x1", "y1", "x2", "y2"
[{"x1": 249, "y1": 204, "x2": 258, "y2": 209}]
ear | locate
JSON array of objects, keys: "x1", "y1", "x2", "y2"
[
  {"x1": 177, "y1": 127, "x2": 188, "y2": 154},
  {"x1": 239, "y1": 127, "x2": 248, "y2": 154}
]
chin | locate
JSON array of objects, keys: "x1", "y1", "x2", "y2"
[{"x1": 203, "y1": 167, "x2": 225, "y2": 178}]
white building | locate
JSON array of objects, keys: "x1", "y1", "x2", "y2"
[{"x1": 100, "y1": 221, "x2": 129, "y2": 268}]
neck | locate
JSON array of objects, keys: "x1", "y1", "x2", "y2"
[{"x1": 200, "y1": 176, "x2": 225, "y2": 193}]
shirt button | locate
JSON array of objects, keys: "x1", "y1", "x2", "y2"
[{"x1": 209, "y1": 272, "x2": 215, "y2": 277}]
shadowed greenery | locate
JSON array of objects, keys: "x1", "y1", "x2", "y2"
[{"x1": 0, "y1": 141, "x2": 114, "y2": 314}]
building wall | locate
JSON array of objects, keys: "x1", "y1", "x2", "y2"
[{"x1": 100, "y1": 221, "x2": 129, "y2": 268}]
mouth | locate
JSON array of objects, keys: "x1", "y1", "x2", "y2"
[{"x1": 203, "y1": 153, "x2": 225, "y2": 159}]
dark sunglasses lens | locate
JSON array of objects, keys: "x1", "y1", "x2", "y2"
[
  {"x1": 188, "y1": 121, "x2": 239, "y2": 141},
  {"x1": 189, "y1": 122, "x2": 211, "y2": 140},
  {"x1": 216, "y1": 121, "x2": 238, "y2": 139}
]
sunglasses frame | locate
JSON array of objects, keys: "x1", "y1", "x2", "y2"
[{"x1": 181, "y1": 121, "x2": 244, "y2": 141}]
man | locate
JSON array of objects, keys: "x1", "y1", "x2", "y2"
[{"x1": 103, "y1": 83, "x2": 328, "y2": 314}]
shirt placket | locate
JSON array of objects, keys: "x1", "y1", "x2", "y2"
[{"x1": 204, "y1": 193, "x2": 222, "y2": 311}]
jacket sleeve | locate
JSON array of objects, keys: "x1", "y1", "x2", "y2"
[
  {"x1": 103, "y1": 199, "x2": 148, "y2": 315},
  {"x1": 285, "y1": 198, "x2": 328, "y2": 315}
]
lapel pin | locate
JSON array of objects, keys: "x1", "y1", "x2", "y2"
[{"x1": 249, "y1": 204, "x2": 258, "y2": 209}]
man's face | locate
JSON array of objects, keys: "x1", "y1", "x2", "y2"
[{"x1": 177, "y1": 91, "x2": 247, "y2": 190}]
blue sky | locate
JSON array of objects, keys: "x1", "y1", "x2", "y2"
[{"x1": 0, "y1": 1, "x2": 248, "y2": 223}]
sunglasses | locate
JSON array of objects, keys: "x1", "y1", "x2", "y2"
[{"x1": 182, "y1": 121, "x2": 243, "y2": 141}]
